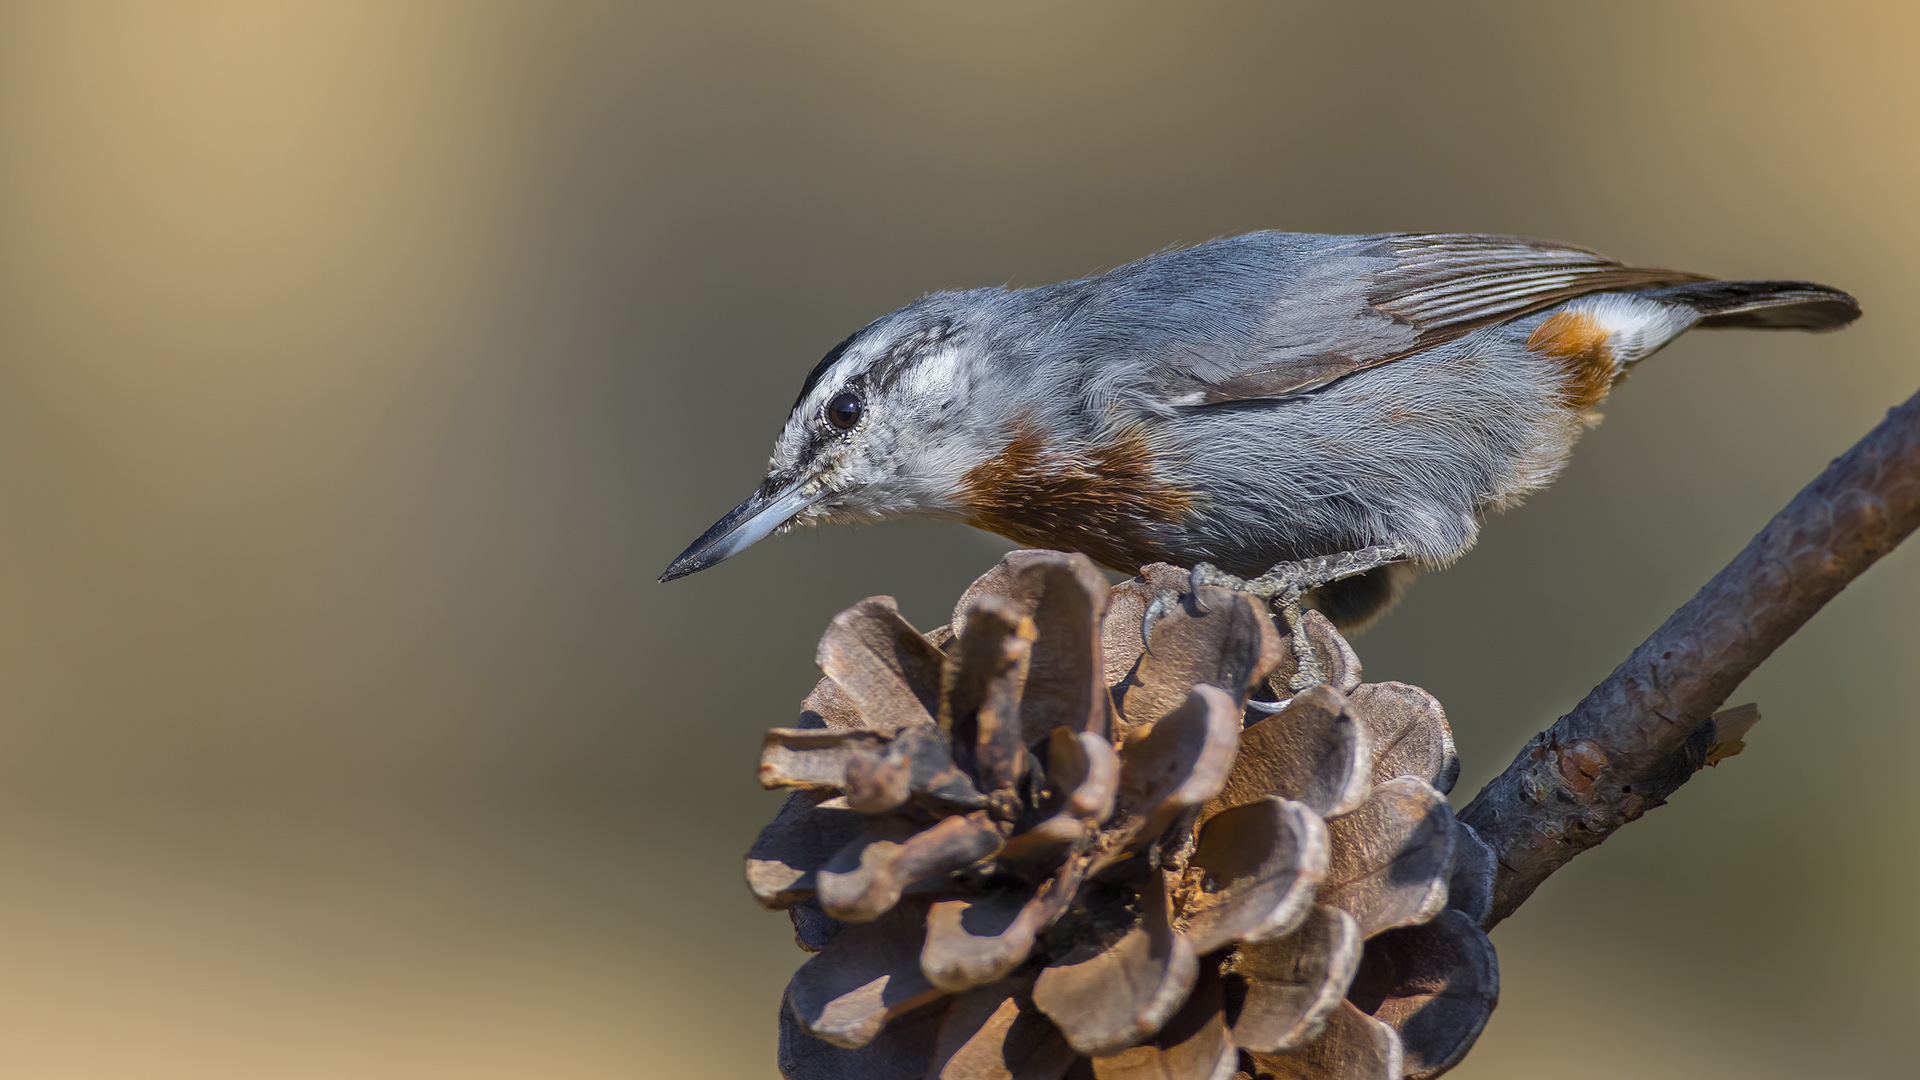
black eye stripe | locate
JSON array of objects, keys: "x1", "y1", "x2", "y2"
[
  {"x1": 826, "y1": 390, "x2": 863, "y2": 430},
  {"x1": 790, "y1": 318, "x2": 956, "y2": 421}
]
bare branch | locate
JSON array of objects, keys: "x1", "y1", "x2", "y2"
[{"x1": 1463, "y1": 387, "x2": 1920, "y2": 928}]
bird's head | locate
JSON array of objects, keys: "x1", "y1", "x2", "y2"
[{"x1": 659, "y1": 295, "x2": 1000, "y2": 582}]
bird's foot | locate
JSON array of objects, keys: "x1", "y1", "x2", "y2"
[{"x1": 1141, "y1": 544, "x2": 1408, "y2": 693}]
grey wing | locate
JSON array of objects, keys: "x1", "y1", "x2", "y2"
[{"x1": 1158, "y1": 233, "x2": 1710, "y2": 407}]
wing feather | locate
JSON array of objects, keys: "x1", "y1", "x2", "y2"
[{"x1": 1184, "y1": 234, "x2": 1707, "y2": 406}]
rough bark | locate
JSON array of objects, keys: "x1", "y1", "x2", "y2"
[{"x1": 1463, "y1": 388, "x2": 1920, "y2": 927}]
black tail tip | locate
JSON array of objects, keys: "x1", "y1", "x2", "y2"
[{"x1": 1643, "y1": 279, "x2": 1861, "y2": 331}]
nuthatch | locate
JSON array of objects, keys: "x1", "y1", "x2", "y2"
[{"x1": 660, "y1": 231, "x2": 1857, "y2": 639}]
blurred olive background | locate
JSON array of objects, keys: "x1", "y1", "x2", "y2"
[{"x1": 0, "y1": 1, "x2": 1915, "y2": 1076}]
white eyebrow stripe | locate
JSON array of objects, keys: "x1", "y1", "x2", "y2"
[{"x1": 900, "y1": 345, "x2": 961, "y2": 397}]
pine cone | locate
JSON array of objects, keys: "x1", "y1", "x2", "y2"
[{"x1": 747, "y1": 550, "x2": 1499, "y2": 1080}]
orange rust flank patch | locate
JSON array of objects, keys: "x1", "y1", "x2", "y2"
[
  {"x1": 1528, "y1": 310, "x2": 1619, "y2": 412},
  {"x1": 960, "y1": 423, "x2": 1193, "y2": 573}
]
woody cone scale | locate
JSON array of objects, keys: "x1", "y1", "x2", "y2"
[{"x1": 747, "y1": 550, "x2": 1499, "y2": 1080}]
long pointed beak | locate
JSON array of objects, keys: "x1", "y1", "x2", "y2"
[{"x1": 658, "y1": 480, "x2": 825, "y2": 582}]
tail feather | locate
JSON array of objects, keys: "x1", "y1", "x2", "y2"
[{"x1": 1636, "y1": 279, "x2": 1861, "y2": 331}]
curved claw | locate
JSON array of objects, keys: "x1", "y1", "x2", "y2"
[
  {"x1": 1245, "y1": 697, "x2": 1294, "y2": 715},
  {"x1": 1187, "y1": 564, "x2": 1214, "y2": 612},
  {"x1": 1140, "y1": 589, "x2": 1181, "y2": 654}
]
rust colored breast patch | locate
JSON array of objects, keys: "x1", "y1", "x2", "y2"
[
  {"x1": 1527, "y1": 310, "x2": 1618, "y2": 412},
  {"x1": 960, "y1": 422, "x2": 1194, "y2": 573}
]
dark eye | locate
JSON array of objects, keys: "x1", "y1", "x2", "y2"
[{"x1": 826, "y1": 390, "x2": 863, "y2": 430}]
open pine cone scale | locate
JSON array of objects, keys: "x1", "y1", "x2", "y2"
[{"x1": 749, "y1": 550, "x2": 1499, "y2": 1080}]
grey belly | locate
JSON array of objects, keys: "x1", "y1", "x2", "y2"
[{"x1": 1152, "y1": 330, "x2": 1580, "y2": 574}]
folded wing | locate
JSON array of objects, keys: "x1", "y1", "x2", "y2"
[{"x1": 1152, "y1": 233, "x2": 1708, "y2": 407}]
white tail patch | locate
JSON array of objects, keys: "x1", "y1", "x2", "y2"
[{"x1": 1554, "y1": 292, "x2": 1699, "y2": 367}]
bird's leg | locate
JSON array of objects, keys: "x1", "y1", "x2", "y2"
[{"x1": 1142, "y1": 544, "x2": 1409, "y2": 692}]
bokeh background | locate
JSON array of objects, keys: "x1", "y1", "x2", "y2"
[{"x1": 0, "y1": 1, "x2": 1915, "y2": 1076}]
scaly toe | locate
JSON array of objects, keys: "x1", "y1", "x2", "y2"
[{"x1": 1188, "y1": 561, "x2": 1270, "y2": 603}]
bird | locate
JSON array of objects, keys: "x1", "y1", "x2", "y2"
[{"x1": 659, "y1": 230, "x2": 1857, "y2": 646}]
